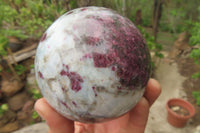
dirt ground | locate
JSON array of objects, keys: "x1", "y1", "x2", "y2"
[
  {"x1": 146, "y1": 27, "x2": 200, "y2": 129},
  {"x1": 176, "y1": 57, "x2": 200, "y2": 126},
  {"x1": 146, "y1": 58, "x2": 190, "y2": 133}
]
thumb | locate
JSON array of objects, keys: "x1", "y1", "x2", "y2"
[
  {"x1": 34, "y1": 98, "x2": 74, "y2": 133},
  {"x1": 129, "y1": 97, "x2": 150, "y2": 133}
]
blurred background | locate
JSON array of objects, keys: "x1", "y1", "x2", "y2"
[{"x1": 0, "y1": 0, "x2": 199, "y2": 133}]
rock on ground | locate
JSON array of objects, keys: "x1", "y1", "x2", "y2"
[
  {"x1": 0, "y1": 110, "x2": 16, "y2": 128},
  {"x1": 12, "y1": 122, "x2": 48, "y2": 133},
  {"x1": 8, "y1": 92, "x2": 29, "y2": 111},
  {"x1": 0, "y1": 122, "x2": 19, "y2": 133},
  {"x1": 1, "y1": 79, "x2": 24, "y2": 97}
]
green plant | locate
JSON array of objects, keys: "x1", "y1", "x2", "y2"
[
  {"x1": 189, "y1": 22, "x2": 200, "y2": 49},
  {"x1": 31, "y1": 88, "x2": 42, "y2": 100},
  {"x1": 14, "y1": 64, "x2": 26, "y2": 75},
  {"x1": 189, "y1": 6, "x2": 200, "y2": 78},
  {"x1": 0, "y1": 104, "x2": 9, "y2": 116},
  {"x1": 30, "y1": 110, "x2": 42, "y2": 124},
  {"x1": 192, "y1": 72, "x2": 200, "y2": 79},
  {"x1": 0, "y1": 0, "x2": 70, "y2": 41},
  {"x1": 0, "y1": 1, "x2": 27, "y2": 39},
  {"x1": 192, "y1": 91, "x2": 200, "y2": 106},
  {"x1": 142, "y1": 18, "x2": 151, "y2": 27},
  {"x1": 32, "y1": 110, "x2": 40, "y2": 119},
  {"x1": 30, "y1": 64, "x2": 34, "y2": 69},
  {"x1": 137, "y1": 25, "x2": 164, "y2": 58},
  {"x1": 0, "y1": 36, "x2": 8, "y2": 56},
  {"x1": 136, "y1": 26, "x2": 163, "y2": 71}
]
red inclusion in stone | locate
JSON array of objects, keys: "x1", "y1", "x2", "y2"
[
  {"x1": 117, "y1": 86, "x2": 123, "y2": 90},
  {"x1": 72, "y1": 101, "x2": 77, "y2": 107},
  {"x1": 38, "y1": 71, "x2": 44, "y2": 79},
  {"x1": 80, "y1": 53, "x2": 92, "y2": 61},
  {"x1": 65, "y1": 65, "x2": 69, "y2": 70},
  {"x1": 60, "y1": 100, "x2": 69, "y2": 109},
  {"x1": 60, "y1": 70, "x2": 68, "y2": 76},
  {"x1": 67, "y1": 11, "x2": 73, "y2": 15},
  {"x1": 111, "y1": 66, "x2": 116, "y2": 71},
  {"x1": 69, "y1": 72, "x2": 83, "y2": 92},
  {"x1": 90, "y1": 14, "x2": 151, "y2": 89},
  {"x1": 85, "y1": 37, "x2": 100, "y2": 46},
  {"x1": 81, "y1": 8, "x2": 87, "y2": 11},
  {"x1": 40, "y1": 33, "x2": 47, "y2": 42},
  {"x1": 60, "y1": 65, "x2": 83, "y2": 92},
  {"x1": 61, "y1": 87, "x2": 65, "y2": 92},
  {"x1": 83, "y1": 53, "x2": 92, "y2": 59},
  {"x1": 92, "y1": 87, "x2": 98, "y2": 97},
  {"x1": 93, "y1": 53, "x2": 114, "y2": 68}
]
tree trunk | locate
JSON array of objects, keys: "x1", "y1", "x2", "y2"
[
  {"x1": 153, "y1": 0, "x2": 163, "y2": 42},
  {"x1": 135, "y1": 9, "x2": 142, "y2": 25},
  {"x1": 77, "y1": 0, "x2": 91, "y2": 7},
  {"x1": 122, "y1": 0, "x2": 126, "y2": 16}
]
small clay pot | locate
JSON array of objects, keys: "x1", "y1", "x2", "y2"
[{"x1": 166, "y1": 98, "x2": 195, "y2": 128}]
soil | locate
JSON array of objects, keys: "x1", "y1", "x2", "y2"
[
  {"x1": 145, "y1": 26, "x2": 200, "y2": 127},
  {"x1": 170, "y1": 105, "x2": 190, "y2": 116},
  {"x1": 145, "y1": 28, "x2": 199, "y2": 133},
  {"x1": 176, "y1": 57, "x2": 200, "y2": 126},
  {"x1": 0, "y1": 38, "x2": 43, "y2": 133}
]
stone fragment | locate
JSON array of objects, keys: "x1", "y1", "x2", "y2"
[
  {"x1": 22, "y1": 100, "x2": 34, "y2": 114},
  {"x1": 169, "y1": 32, "x2": 191, "y2": 58},
  {"x1": 1, "y1": 79, "x2": 24, "y2": 97},
  {"x1": 174, "y1": 32, "x2": 190, "y2": 50},
  {"x1": 17, "y1": 111, "x2": 27, "y2": 120},
  {"x1": 0, "y1": 110, "x2": 16, "y2": 128},
  {"x1": 0, "y1": 122, "x2": 19, "y2": 133},
  {"x1": 8, "y1": 92, "x2": 29, "y2": 111},
  {"x1": 13, "y1": 122, "x2": 48, "y2": 133},
  {"x1": 171, "y1": 106, "x2": 180, "y2": 111}
]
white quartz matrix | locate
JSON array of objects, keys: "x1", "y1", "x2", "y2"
[{"x1": 35, "y1": 6, "x2": 151, "y2": 123}]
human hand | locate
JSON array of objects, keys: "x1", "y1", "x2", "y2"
[{"x1": 34, "y1": 78, "x2": 161, "y2": 133}]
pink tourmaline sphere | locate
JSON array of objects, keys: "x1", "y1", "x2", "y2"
[{"x1": 35, "y1": 7, "x2": 151, "y2": 123}]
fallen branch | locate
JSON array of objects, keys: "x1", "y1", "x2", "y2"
[{"x1": 3, "y1": 43, "x2": 38, "y2": 64}]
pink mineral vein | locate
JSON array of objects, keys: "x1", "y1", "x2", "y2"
[
  {"x1": 40, "y1": 33, "x2": 47, "y2": 42},
  {"x1": 38, "y1": 71, "x2": 44, "y2": 79},
  {"x1": 92, "y1": 87, "x2": 98, "y2": 97},
  {"x1": 60, "y1": 65, "x2": 83, "y2": 92}
]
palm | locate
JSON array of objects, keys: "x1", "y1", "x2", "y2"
[
  {"x1": 74, "y1": 97, "x2": 149, "y2": 133},
  {"x1": 75, "y1": 115, "x2": 131, "y2": 133}
]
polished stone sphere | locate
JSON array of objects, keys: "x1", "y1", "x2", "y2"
[{"x1": 35, "y1": 6, "x2": 151, "y2": 123}]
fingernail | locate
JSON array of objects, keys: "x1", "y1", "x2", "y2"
[{"x1": 151, "y1": 78, "x2": 161, "y2": 90}]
